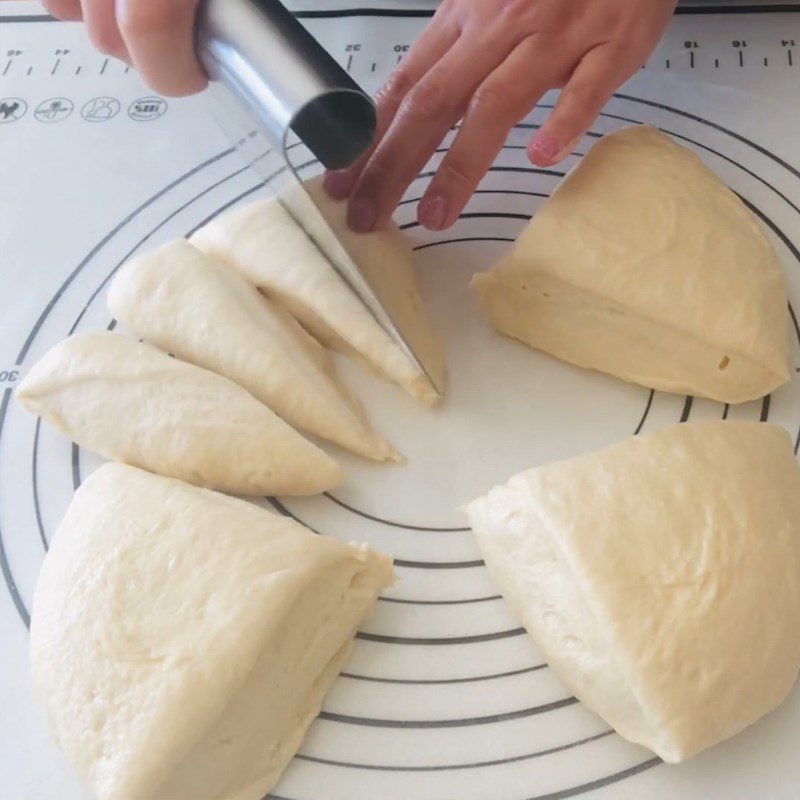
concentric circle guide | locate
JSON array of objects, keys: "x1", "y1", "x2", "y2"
[{"x1": 3, "y1": 94, "x2": 799, "y2": 798}]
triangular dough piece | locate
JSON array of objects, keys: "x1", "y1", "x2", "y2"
[
  {"x1": 465, "y1": 422, "x2": 800, "y2": 762},
  {"x1": 30, "y1": 463, "x2": 394, "y2": 800},
  {"x1": 473, "y1": 126, "x2": 789, "y2": 403},
  {"x1": 107, "y1": 239, "x2": 398, "y2": 461},
  {"x1": 190, "y1": 175, "x2": 445, "y2": 406},
  {"x1": 15, "y1": 331, "x2": 340, "y2": 496}
]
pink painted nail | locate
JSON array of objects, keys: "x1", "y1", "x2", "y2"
[
  {"x1": 418, "y1": 193, "x2": 447, "y2": 231},
  {"x1": 528, "y1": 135, "x2": 560, "y2": 163},
  {"x1": 323, "y1": 169, "x2": 357, "y2": 200},
  {"x1": 554, "y1": 135, "x2": 583, "y2": 162},
  {"x1": 347, "y1": 197, "x2": 377, "y2": 232}
]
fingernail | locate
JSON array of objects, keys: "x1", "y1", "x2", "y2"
[
  {"x1": 528, "y1": 135, "x2": 560, "y2": 164},
  {"x1": 323, "y1": 169, "x2": 357, "y2": 200},
  {"x1": 418, "y1": 193, "x2": 448, "y2": 230},
  {"x1": 554, "y1": 135, "x2": 583, "y2": 162},
  {"x1": 347, "y1": 198, "x2": 377, "y2": 232}
]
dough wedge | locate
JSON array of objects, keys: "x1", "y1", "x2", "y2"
[
  {"x1": 16, "y1": 331, "x2": 340, "y2": 496},
  {"x1": 473, "y1": 126, "x2": 789, "y2": 403},
  {"x1": 30, "y1": 463, "x2": 393, "y2": 800},
  {"x1": 191, "y1": 176, "x2": 445, "y2": 405},
  {"x1": 465, "y1": 421, "x2": 800, "y2": 762},
  {"x1": 108, "y1": 239, "x2": 398, "y2": 461}
]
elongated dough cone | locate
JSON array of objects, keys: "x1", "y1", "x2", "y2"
[
  {"x1": 190, "y1": 176, "x2": 445, "y2": 406},
  {"x1": 30, "y1": 463, "x2": 394, "y2": 800},
  {"x1": 473, "y1": 126, "x2": 789, "y2": 403},
  {"x1": 107, "y1": 239, "x2": 398, "y2": 461},
  {"x1": 465, "y1": 421, "x2": 800, "y2": 763},
  {"x1": 15, "y1": 331, "x2": 340, "y2": 496}
]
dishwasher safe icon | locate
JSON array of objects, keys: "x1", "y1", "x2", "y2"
[
  {"x1": 34, "y1": 97, "x2": 74, "y2": 123},
  {"x1": 81, "y1": 97, "x2": 121, "y2": 122},
  {"x1": 128, "y1": 97, "x2": 167, "y2": 122}
]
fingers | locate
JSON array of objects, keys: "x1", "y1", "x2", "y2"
[
  {"x1": 528, "y1": 44, "x2": 628, "y2": 167},
  {"x1": 81, "y1": 0, "x2": 129, "y2": 63},
  {"x1": 323, "y1": 12, "x2": 460, "y2": 200},
  {"x1": 345, "y1": 38, "x2": 510, "y2": 232},
  {"x1": 418, "y1": 36, "x2": 553, "y2": 230},
  {"x1": 116, "y1": 0, "x2": 207, "y2": 97},
  {"x1": 42, "y1": 0, "x2": 82, "y2": 20}
]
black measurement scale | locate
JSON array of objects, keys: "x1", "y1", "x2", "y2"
[
  {"x1": 2, "y1": 3, "x2": 800, "y2": 800},
  {"x1": 2, "y1": 4, "x2": 800, "y2": 86}
]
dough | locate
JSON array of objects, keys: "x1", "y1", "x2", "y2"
[
  {"x1": 465, "y1": 421, "x2": 800, "y2": 762},
  {"x1": 30, "y1": 463, "x2": 394, "y2": 800},
  {"x1": 190, "y1": 175, "x2": 445, "y2": 405},
  {"x1": 108, "y1": 239, "x2": 398, "y2": 461},
  {"x1": 473, "y1": 126, "x2": 789, "y2": 403},
  {"x1": 15, "y1": 331, "x2": 340, "y2": 496}
]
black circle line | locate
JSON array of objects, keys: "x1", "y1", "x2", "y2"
[
  {"x1": 614, "y1": 93, "x2": 800, "y2": 181},
  {"x1": 398, "y1": 190, "x2": 550, "y2": 207},
  {"x1": 269, "y1": 497, "x2": 484, "y2": 569},
  {"x1": 31, "y1": 418, "x2": 48, "y2": 552},
  {"x1": 400, "y1": 211, "x2": 532, "y2": 232},
  {"x1": 67, "y1": 164, "x2": 256, "y2": 336},
  {"x1": 26, "y1": 164, "x2": 278, "y2": 627},
  {"x1": 393, "y1": 558, "x2": 484, "y2": 569},
  {"x1": 0, "y1": 64, "x2": 786, "y2": 800},
  {"x1": 736, "y1": 196, "x2": 800, "y2": 436},
  {"x1": 14, "y1": 148, "x2": 235, "y2": 366},
  {"x1": 355, "y1": 627, "x2": 524, "y2": 645},
  {"x1": 520, "y1": 758, "x2": 661, "y2": 800},
  {"x1": 266, "y1": 756, "x2": 661, "y2": 800},
  {"x1": 340, "y1": 663, "x2": 547, "y2": 686},
  {"x1": 267, "y1": 497, "x2": 496, "y2": 611},
  {"x1": 323, "y1": 492, "x2": 469, "y2": 532},
  {"x1": 760, "y1": 394, "x2": 771, "y2": 422},
  {"x1": 414, "y1": 236, "x2": 515, "y2": 251},
  {"x1": 0, "y1": 388, "x2": 29, "y2": 627},
  {"x1": 633, "y1": 390, "x2": 655, "y2": 436},
  {"x1": 379, "y1": 594, "x2": 502, "y2": 605},
  {"x1": 317, "y1": 696, "x2": 578, "y2": 729},
  {"x1": 587, "y1": 110, "x2": 800, "y2": 219},
  {"x1": 295, "y1": 729, "x2": 614, "y2": 773},
  {"x1": 7, "y1": 98, "x2": 800, "y2": 641},
  {"x1": 54, "y1": 177, "x2": 798, "y2": 598},
  {"x1": 789, "y1": 303, "x2": 800, "y2": 346},
  {"x1": 22, "y1": 157, "x2": 267, "y2": 628},
  {"x1": 58, "y1": 109, "x2": 797, "y2": 641},
  {"x1": 4, "y1": 64, "x2": 781, "y2": 800},
  {"x1": 71, "y1": 442, "x2": 80, "y2": 492}
]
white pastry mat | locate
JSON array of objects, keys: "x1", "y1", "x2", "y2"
[{"x1": 2, "y1": 2, "x2": 800, "y2": 798}]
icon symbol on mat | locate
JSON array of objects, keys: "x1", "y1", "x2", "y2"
[
  {"x1": 128, "y1": 96, "x2": 167, "y2": 122},
  {"x1": 34, "y1": 97, "x2": 74, "y2": 123},
  {"x1": 0, "y1": 98, "x2": 27, "y2": 123},
  {"x1": 81, "y1": 96, "x2": 120, "y2": 122}
]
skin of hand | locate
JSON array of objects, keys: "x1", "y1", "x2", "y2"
[
  {"x1": 324, "y1": 0, "x2": 676, "y2": 232},
  {"x1": 42, "y1": 0, "x2": 206, "y2": 97}
]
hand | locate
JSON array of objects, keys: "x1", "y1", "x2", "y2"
[
  {"x1": 42, "y1": 0, "x2": 206, "y2": 96},
  {"x1": 324, "y1": 0, "x2": 675, "y2": 232}
]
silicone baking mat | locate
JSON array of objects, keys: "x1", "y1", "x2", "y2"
[{"x1": 1, "y1": 2, "x2": 799, "y2": 798}]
